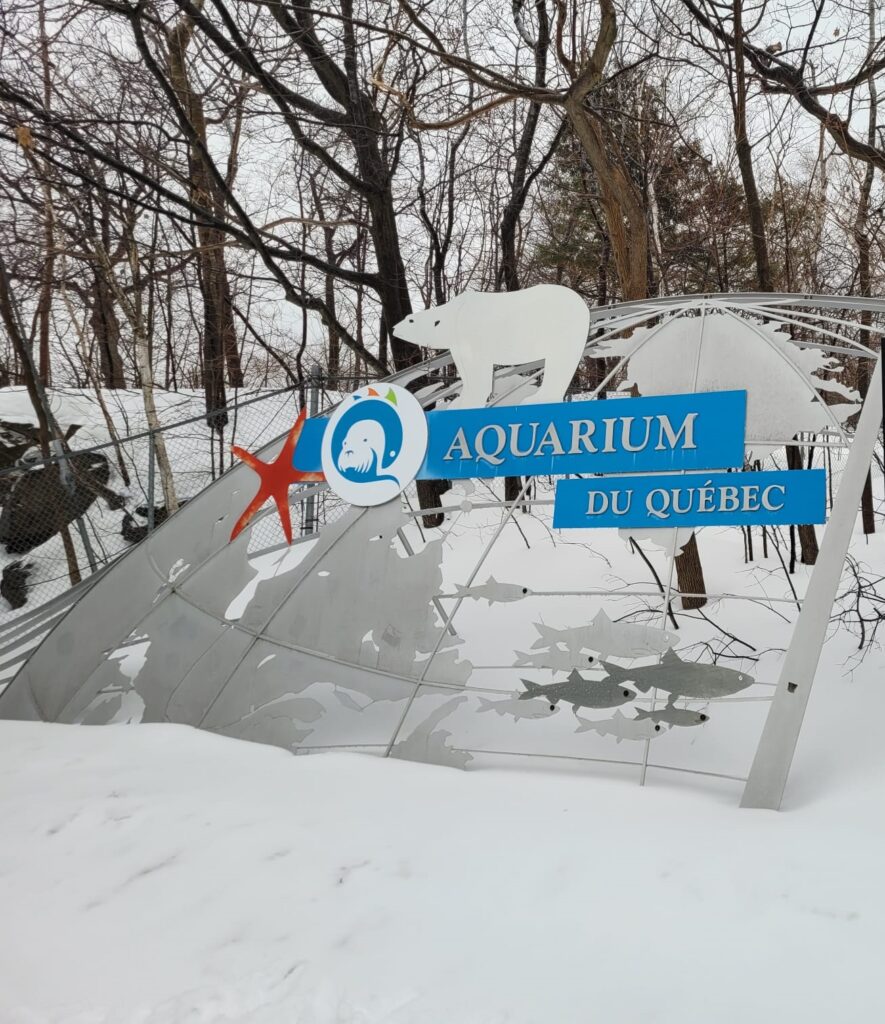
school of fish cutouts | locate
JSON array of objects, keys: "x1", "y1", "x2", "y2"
[{"x1": 499, "y1": 611, "x2": 755, "y2": 742}]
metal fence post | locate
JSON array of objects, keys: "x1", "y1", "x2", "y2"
[
  {"x1": 74, "y1": 517, "x2": 99, "y2": 574},
  {"x1": 146, "y1": 428, "x2": 156, "y2": 534},
  {"x1": 303, "y1": 364, "x2": 322, "y2": 535}
]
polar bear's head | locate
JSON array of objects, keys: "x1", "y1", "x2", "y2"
[
  {"x1": 337, "y1": 419, "x2": 386, "y2": 476},
  {"x1": 393, "y1": 292, "x2": 469, "y2": 348}
]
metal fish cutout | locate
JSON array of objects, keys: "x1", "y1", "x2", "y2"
[
  {"x1": 514, "y1": 649, "x2": 598, "y2": 672},
  {"x1": 519, "y1": 670, "x2": 635, "y2": 711},
  {"x1": 574, "y1": 709, "x2": 667, "y2": 742},
  {"x1": 476, "y1": 695, "x2": 559, "y2": 721},
  {"x1": 451, "y1": 576, "x2": 532, "y2": 604},
  {"x1": 531, "y1": 610, "x2": 676, "y2": 661},
  {"x1": 601, "y1": 649, "x2": 753, "y2": 699},
  {"x1": 633, "y1": 702, "x2": 709, "y2": 727}
]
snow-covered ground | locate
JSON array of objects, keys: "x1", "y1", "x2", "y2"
[
  {"x1": 2, "y1": 599, "x2": 884, "y2": 1023},
  {"x1": 0, "y1": 387, "x2": 207, "y2": 447},
  {"x1": 2, "y1": 388, "x2": 883, "y2": 1022}
]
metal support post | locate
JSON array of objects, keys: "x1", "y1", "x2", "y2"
[
  {"x1": 146, "y1": 428, "x2": 156, "y2": 534},
  {"x1": 741, "y1": 358, "x2": 883, "y2": 808},
  {"x1": 303, "y1": 364, "x2": 321, "y2": 535}
]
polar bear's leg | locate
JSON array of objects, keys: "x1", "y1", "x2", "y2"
[
  {"x1": 452, "y1": 351, "x2": 494, "y2": 409},
  {"x1": 528, "y1": 342, "x2": 585, "y2": 404}
]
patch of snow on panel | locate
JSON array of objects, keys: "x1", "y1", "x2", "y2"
[
  {"x1": 168, "y1": 558, "x2": 190, "y2": 583},
  {"x1": 108, "y1": 637, "x2": 151, "y2": 684},
  {"x1": 225, "y1": 539, "x2": 319, "y2": 621}
]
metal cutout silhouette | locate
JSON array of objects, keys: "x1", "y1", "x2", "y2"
[
  {"x1": 1, "y1": 291, "x2": 881, "y2": 813},
  {"x1": 229, "y1": 407, "x2": 323, "y2": 544},
  {"x1": 393, "y1": 284, "x2": 590, "y2": 408}
]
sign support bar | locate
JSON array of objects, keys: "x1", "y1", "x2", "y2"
[{"x1": 741, "y1": 357, "x2": 883, "y2": 810}]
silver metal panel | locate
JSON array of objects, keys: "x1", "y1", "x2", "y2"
[
  {"x1": 260, "y1": 503, "x2": 470, "y2": 685},
  {"x1": 599, "y1": 307, "x2": 859, "y2": 456},
  {"x1": 199, "y1": 639, "x2": 414, "y2": 751},
  {"x1": 5, "y1": 544, "x2": 162, "y2": 721},
  {"x1": 165, "y1": 627, "x2": 256, "y2": 726},
  {"x1": 391, "y1": 689, "x2": 473, "y2": 769}
]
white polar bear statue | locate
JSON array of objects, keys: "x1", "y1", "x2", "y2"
[{"x1": 393, "y1": 284, "x2": 590, "y2": 408}]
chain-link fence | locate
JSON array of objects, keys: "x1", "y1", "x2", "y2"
[
  {"x1": 0, "y1": 375, "x2": 365, "y2": 631},
  {"x1": 3, "y1": 349, "x2": 878, "y2": 635}
]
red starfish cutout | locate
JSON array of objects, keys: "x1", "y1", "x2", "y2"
[{"x1": 229, "y1": 407, "x2": 324, "y2": 545}]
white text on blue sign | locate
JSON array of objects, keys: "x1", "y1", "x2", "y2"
[
  {"x1": 420, "y1": 391, "x2": 747, "y2": 478},
  {"x1": 552, "y1": 469, "x2": 826, "y2": 529}
]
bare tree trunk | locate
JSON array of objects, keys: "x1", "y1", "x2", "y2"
[
  {"x1": 310, "y1": 182, "x2": 341, "y2": 378},
  {"x1": 89, "y1": 268, "x2": 126, "y2": 387},
  {"x1": 0, "y1": 253, "x2": 81, "y2": 584},
  {"x1": 220, "y1": 266, "x2": 244, "y2": 387},
  {"x1": 35, "y1": 0, "x2": 53, "y2": 385},
  {"x1": 674, "y1": 533, "x2": 707, "y2": 609},
  {"x1": 95, "y1": 241, "x2": 179, "y2": 514},
  {"x1": 855, "y1": 208, "x2": 876, "y2": 535},
  {"x1": 498, "y1": 2, "x2": 550, "y2": 292},
  {"x1": 565, "y1": 98, "x2": 649, "y2": 300},
  {"x1": 323, "y1": 260, "x2": 340, "y2": 378},
  {"x1": 731, "y1": 0, "x2": 772, "y2": 292},
  {"x1": 854, "y1": 0, "x2": 878, "y2": 536},
  {"x1": 58, "y1": 259, "x2": 131, "y2": 487},
  {"x1": 166, "y1": 4, "x2": 243, "y2": 426},
  {"x1": 731, "y1": 1, "x2": 817, "y2": 560},
  {"x1": 561, "y1": 0, "x2": 704, "y2": 601},
  {"x1": 786, "y1": 442, "x2": 819, "y2": 563},
  {"x1": 561, "y1": 0, "x2": 648, "y2": 302},
  {"x1": 36, "y1": 188, "x2": 53, "y2": 386},
  {"x1": 497, "y1": 0, "x2": 552, "y2": 498}
]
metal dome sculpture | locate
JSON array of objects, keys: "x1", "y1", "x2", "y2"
[{"x1": 1, "y1": 292, "x2": 881, "y2": 810}]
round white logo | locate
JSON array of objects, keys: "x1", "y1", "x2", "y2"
[{"x1": 321, "y1": 384, "x2": 428, "y2": 507}]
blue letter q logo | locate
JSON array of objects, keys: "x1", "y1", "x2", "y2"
[{"x1": 321, "y1": 384, "x2": 428, "y2": 507}]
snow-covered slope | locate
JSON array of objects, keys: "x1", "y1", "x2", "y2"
[{"x1": 2, "y1": 612, "x2": 883, "y2": 1024}]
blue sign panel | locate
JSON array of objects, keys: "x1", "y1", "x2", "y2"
[
  {"x1": 295, "y1": 390, "x2": 747, "y2": 479},
  {"x1": 552, "y1": 469, "x2": 826, "y2": 530}
]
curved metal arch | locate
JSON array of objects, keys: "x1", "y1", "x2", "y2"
[{"x1": 314, "y1": 293, "x2": 885, "y2": 420}]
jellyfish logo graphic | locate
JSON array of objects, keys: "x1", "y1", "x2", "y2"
[{"x1": 321, "y1": 383, "x2": 428, "y2": 506}]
